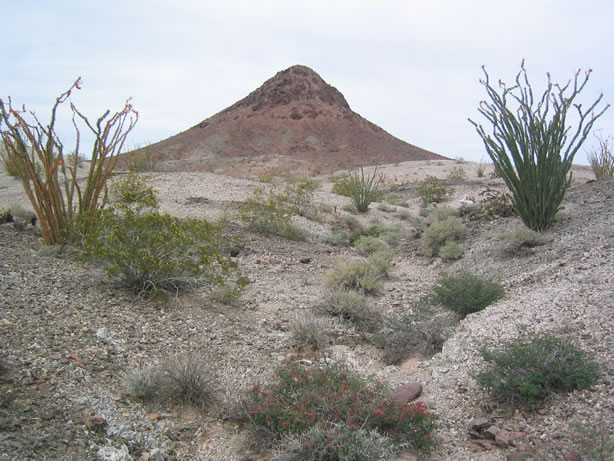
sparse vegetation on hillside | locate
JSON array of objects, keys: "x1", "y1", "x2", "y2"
[
  {"x1": 417, "y1": 175, "x2": 455, "y2": 205},
  {"x1": 587, "y1": 133, "x2": 614, "y2": 180},
  {"x1": 470, "y1": 62, "x2": 609, "y2": 232},
  {"x1": 335, "y1": 167, "x2": 383, "y2": 212}
]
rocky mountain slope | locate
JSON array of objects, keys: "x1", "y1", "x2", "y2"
[{"x1": 122, "y1": 65, "x2": 446, "y2": 175}]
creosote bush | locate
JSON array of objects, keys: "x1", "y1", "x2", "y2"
[
  {"x1": 417, "y1": 175, "x2": 454, "y2": 205},
  {"x1": 470, "y1": 62, "x2": 609, "y2": 232},
  {"x1": 326, "y1": 260, "x2": 382, "y2": 294},
  {"x1": 475, "y1": 334, "x2": 599, "y2": 406},
  {"x1": 240, "y1": 362, "x2": 436, "y2": 451},
  {"x1": 503, "y1": 226, "x2": 545, "y2": 250},
  {"x1": 291, "y1": 316, "x2": 328, "y2": 350},
  {"x1": 238, "y1": 186, "x2": 309, "y2": 241},
  {"x1": 420, "y1": 215, "x2": 464, "y2": 258},
  {"x1": 429, "y1": 271, "x2": 504, "y2": 317},
  {"x1": 81, "y1": 174, "x2": 244, "y2": 299},
  {"x1": 324, "y1": 290, "x2": 380, "y2": 332}
]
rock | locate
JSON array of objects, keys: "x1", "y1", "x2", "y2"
[
  {"x1": 389, "y1": 382, "x2": 422, "y2": 404},
  {"x1": 299, "y1": 257, "x2": 311, "y2": 264},
  {"x1": 97, "y1": 444, "x2": 134, "y2": 461}
]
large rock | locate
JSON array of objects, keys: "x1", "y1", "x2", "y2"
[{"x1": 389, "y1": 382, "x2": 423, "y2": 404}]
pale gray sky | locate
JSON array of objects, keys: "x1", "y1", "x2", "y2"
[{"x1": 3, "y1": 0, "x2": 612, "y2": 164}]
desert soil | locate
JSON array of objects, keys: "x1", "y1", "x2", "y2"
[{"x1": 0, "y1": 160, "x2": 612, "y2": 461}]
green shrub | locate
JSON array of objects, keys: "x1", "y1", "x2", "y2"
[
  {"x1": 291, "y1": 316, "x2": 328, "y2": 350},
  {"x1": 438, "y1": 240, "x2": 464, "y2": 260},
  {"x1": 420, "y1": 216, "x2": 464, "y2": 257},
  {"x1": 417, "y1": 175, "x2": 454, "y2": 205},
  {"x1": 276, "y1": 424, "x2": 396, "y2": 461},
  {"x1": 587, "y1": 133, "x2": 614, "y2": 180},
  {"x1": 81, "y1": 176, "x2": 243, "y2": 298},
  {"x1": 325, "y1": 228, "x2": 351, "y2": 247},
  {"x1": 375, "y1": 307, "x2": 458, "y2": 365},
  {"x1": 429, "y1": 271, "x2": 504, "y2": 317},
  {"x1": 353, "y1": 235, "x2": 390, "y2": 256},
  {"x1": 331, "y1": 175, "x2": 352, "y2": 197},
  {"x1": 476, "y1": 159, "x2": 487, "y2": 178},
  {"x1": 448, "y1": 166, "x2": 467, "y2": 180},
  {"x1": 339, "y1": 167, "x2": 383, "y2": 213},
  {"x1": 377, "y1": 203, "x2": 395, "y2": 213},
  {"x1": 384, "y1": 192, "x2": 409, "y2": 208},
  {"x1": 326, "y1": 260, "x2": 382, "y2": 294},
  {"x1": 240, "y1": 362, "x2": 435, "y2": 450},
  {"x1": 473, "y1": 188, "x2": 516, "y2": 220},
  {"x1": 238, "y1": 186, "x2": 309, "y2": 241},
  {"x1": 503, "y1": 227, "x2": 545, "y2": 249},
  {"x1": 475, "y1": 334, "x2": 599, "y2": 406},
  {"x1": 470, "y1": 63, "x2": 608, "y2": 232},
  {"x1": 284, "y1": 179, "x2": 320, "y2": 217},
  {"x1": 367, "y1": 249, "x2": 394, "y2": 277},
  {"x1": 324, "y1": 290, "x2": 380, "y2": 331},
  {"x1": 125, "y1": 146, "x2": 158, "y2": 172}
]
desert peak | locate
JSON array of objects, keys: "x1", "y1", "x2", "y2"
[{"x1": 227, "y1": 64, "x2": 351, "y2": 112}]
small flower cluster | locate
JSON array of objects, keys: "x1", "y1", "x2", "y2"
[{"x1": 240, "y1": 362, "x2": 436, "y2": 451}]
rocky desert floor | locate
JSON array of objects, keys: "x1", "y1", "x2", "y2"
[{"x1": 0, "y1": 159, "x2": 612, "y2": 461}]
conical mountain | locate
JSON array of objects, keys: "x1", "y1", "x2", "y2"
[{"x1": 126, "y1": 65, "x2": 446, "y2": 175}]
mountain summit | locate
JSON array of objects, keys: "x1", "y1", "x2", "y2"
[{"x1": 127, "y1": 65, "x2": 446, "y2": 174}]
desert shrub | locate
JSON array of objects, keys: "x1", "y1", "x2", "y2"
[
  {"x1": 420, "y1": 216, "x2": 464, "y2": 257},
  {"x1": 331, "y1": 175, "x2": 352, "y2": 197},
  {"x1": 476, "y1": 159, "x2": 487, "y2": 178},
  {"x1": 474, "y1": 188, "x2": 516, "y2": 220},
  {"x1": 377, "y1": 203, "x2": 395, "y2": 213},
  {"x1": 417, "y1": 175, "x2": 454, "y2": 205},
  {"x1": 475, "y1": 334, "x2": 599, "y2": 406},
  {"x1": 238, "y1": 186, "x2": 309, "y2": 241},
  {"x1": 448, "y1": 166, "x2": 467, "y2": 180},
  {"x1": 210, "y1": 282, "x2": 244, "y2": 305},
  {"x1": 0, "y1": 78, "x2": 138, "y2": 244},
  {"x1": 367, "y1": 249, "x2": 394, "y2": 277},
  {"x1": 375, "y1": 307, "x2": 458, "y2": 365},
  {"x1": 470, "y1": 63, "x2": 608, "y2": 232},
  {"x1": 384, "y1": 192, "x2": 408, "y2": 208},
  {"x1": 81, "y1": 176, "x2": 243, "y2": 298},
  {"x1": 371, "y1": 224, "x2": 400, "y2": 247},
  {"x1": 455, "y1": 156, "x2": 465, "y2": 164},
  {"x1": 338, "y1": 167, "x2": 383, "y2": 212},
  {"x1": 587, "y1": 133, "x2": 614, "y2": 180},
  {"x1": 284, "y1": 179, "x2": 320, "y2": 217},
  {"x1": 125, "y1": 147, "x2": 158, "y2": 172},
  {"x1": 397, "y1": 209, "x2": 411, "y2": 221},
  {"x1": 503, "y1": 227, "x2": 545, "y2": 249},
  {"x1": 429, "y1": 271, "x2": 504, "y2": 317},
  {"x1": 0, "y1": 208, "x2": 13, "y2": 224},
  {"x1": 291, "y1": 316, "x2": 328, "y2": 350},
  {"x1": 438, "y1": 240, "x2": 464, "y2": 260},
  {"x1": 325, "y1": 228, "x2": 351, "y2": 247},
  {"x1": 353, "y1": 235, "x2": 390, "y2": 256},
  {"x1": 275, "y1": 424, "x2": 396, "y2": 461},
  {"x1": 326, "y1": 260, "x2": 382, "y2": 294},
  {"x1": 324, "y1": 290, "x2": 380, "y2": 331},
  {"x1": 240, "y1": 362, "x2": 435, "y2": 451},
  {"x1": 124, "y1": 354, "x2": 215, "y2": 411}
]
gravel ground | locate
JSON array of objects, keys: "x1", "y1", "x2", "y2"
[{"x1": 0, "y1": 164, "x2": 612, "y2": 461}]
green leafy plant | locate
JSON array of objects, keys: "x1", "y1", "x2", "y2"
[
  {"x1": 81, "y1": 175, "x2": 243, "y2": 298},
  {"x1": 238, "y1": 186, "x2": 309, "y2": 241},
  {"x1": 475, "y1": 334, "x2": 599, "y2": 406},
  {"x1": 587, "y1": 132, "x2": 614, "y2": 180},
  {"x1": 326, "y1": 260, "x2": 382, "y2": 294},
  {"x1": 0, "y1": 78, "x2": 138, "y2": 244},
  {"x1": 339, "y1": 167, "x2": 383, "y2": 212},
  {"x1": 438, "y1": 240, "x2": 464, "y2": 260},
  {"x1": 284, "y1": 178, "x2": 320, "y2": 217},
  {"x1": 420, "y1": 216, "x2": 464, "y2": 257},
  {"x1": 448, "y1": 166, "x2": 467, "y2": 180},
  {"x1": 429, "y1": 271, "x2": 504, "y2": 317},
  {"x1": 417, "y1": 175, "x2": 454, "y2": 205},
  {"x1": 469, "y1": 62, "x2": 609, "y2": 232},
  {"x1": 240, "y1": 362, "x2": 436, "y2": 451}
]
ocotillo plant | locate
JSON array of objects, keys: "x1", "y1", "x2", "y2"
[
  {"x1": 469, "y1": 61, "x2": 609, "y2": 232},
  {"x1": 0, "y1": 78, "x2": 138, "y2": 244}
]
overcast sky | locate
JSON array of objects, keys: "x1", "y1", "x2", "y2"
[{"x1": 3, "y1": 0, "x2": 613, "y2": 165}]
